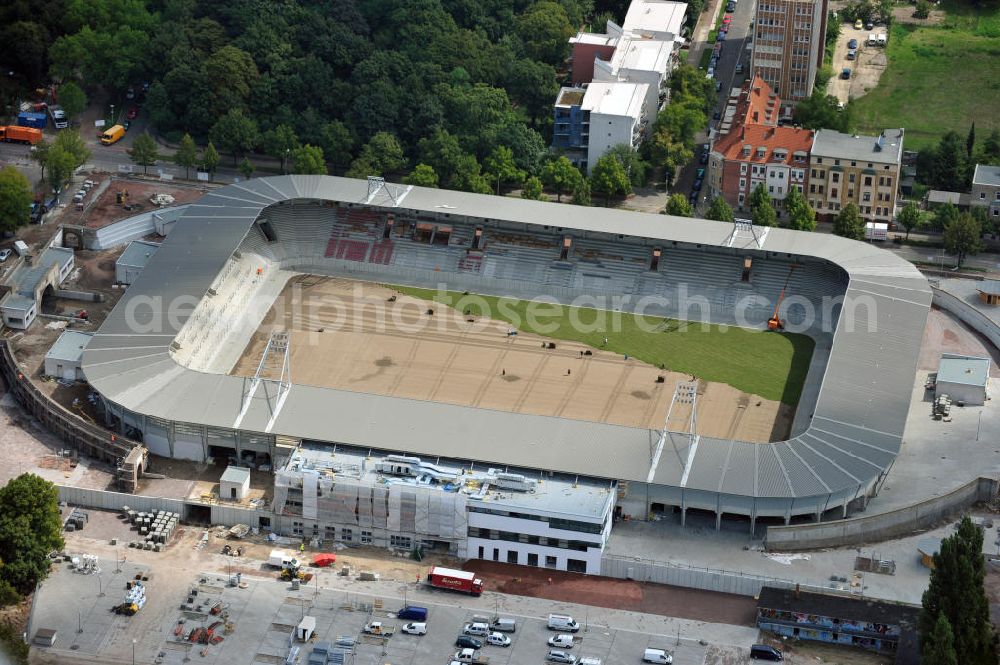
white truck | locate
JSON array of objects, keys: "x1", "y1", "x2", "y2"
[
  {"x1": 268, "y1": 550, "x2": 298, "y2": 569},
  {"x1": 362, "y1": 621, "x2": 395, "y2": 637},
  {"x1": 453, "y1": 648, "x2": 489, "y2": 664},
  {"x1": 48, "y1": 105, "x2": 68, "y2": 129}
]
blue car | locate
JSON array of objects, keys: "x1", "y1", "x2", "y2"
[{"x1": 848, "y1": 38, "x2": 858, "y2": 49}]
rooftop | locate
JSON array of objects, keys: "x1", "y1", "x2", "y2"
[
  {"x1": 556, "y1": 87, "x2": 587, "y2": 107},
  {"x1": 758, "y1": 586, "x2": 920, "y2": 629},
  {"x1": 811, "y1": 128, "x2": 905, "y2": 165},
  {"x1": 117, "y1": 240, "x2": 160, "y2": 269},
  {"x1": 277, "y1": 445, "x2": 615, "y2": 522},
  {"x1": 9, "y1": 246, "x2": 73, "y2": 298},
  {"x1": 569, "y1": 30, "x2": 618, "y2": 46},
  {"x1": 622, "y1": 0, "x2": 688, "y2": 38},
  {"x1": 976, "y1": 279, "x2": 1000, "y2": 296},
  {"x1": 220, "y1": 465, "x2": 251, "y2": 485},
  {"x1": 736, "y1": 74, "x2": 780, "y2": 129},
  {"x1": 713, "y1": 125, "x2": 814, "y2": 164},
  {"x1": 926, "y1": 190, "x2": 964, "y2": 205},
  {"x1": 609, "y1": 36, "x2": 673, "y2": 76},
  {"x1": 973, "y1": 163, "x2": 1000, "y2": 187},
  {"x1": 0, "y1": 294, "x2": 35, "y2": 312},
  {"x1": 582, "y1": 81, "x2": 648, "y2": 118},
  {"x1": 937, "y1": 353, "x2": 990, "y2": 388},
  {"x1": 45, "y1": 330, "x2": 93, "y2": 363}
]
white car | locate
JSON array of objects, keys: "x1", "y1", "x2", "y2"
[
  {"x1": 548, "y1": 634, "x2": 575, "y2": 648},
  {"x1": 486, "y1": 632, "x2": 510, "y2": 647},
  {"x1": 547, "y1": 651, "x2": 577, "y2": 664},
  {"x1": 401, "y1": 622, "x2": 426, "y2": 635},
  {"x1": 463, "y1": 622, "x2": 489, "y2": 636},
  {"x1": 0, "y1": 249, "x2": 10, "y2": 262}
]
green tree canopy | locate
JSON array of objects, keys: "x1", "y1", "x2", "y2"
[
  {"x1": 291, "y1": 144, "x2": 327, "y2": 175},
  {"x1": 750, "y1": 184, "x2": 776, "y2": 227},
  {"x1": 174, "y1": 133, "x2": 199, "y2": 180},
  {"x1": 0, "y1": 167, "x2": 33, "y2": 234},
  {"x1": 262, "y1": 124, "x2": 299, "y2": 174},
  {"x1": 833, "y1": 202, "x2": 865, "y2": 240},
  {"x1": 540, "y1": 156, "x2": 583, "y2": 202},
  {"x1": 348, "y1": 131, "x2": 406, "y2": 179},
  {"x1": 784, "y1": 187, "x2": 816, "y2": 232},
  {"x1": 0, "y1": 474, "x2": 64, "y2": 594},
  {"x1": 202, "y1": 141, "x2": 221, "y2": 179},
  {"x1": 665, "y1": 193, "x2": 693, "y2": 217},
  {"x1": 923, "y1": 614, "x2": 958, "y2": 665},
  {"x1": 45, "y1": 147, "x2": 78, "y2": 193},
  {"x1": 919, "y1": 517, "x2": 995, "y2": 664},
  {"x1": 239, "y1": 156, "x2": 255, "y2": 180},
  {"x1": 930, "y1": 131, "x2": 970, "y2": 193},
  {"x1": 403, "y1": 164, "x2": 440, "y2": 188},
  {"x1": 943, "y1": 213, "x2": 983, "y2": 268},
  {"x1": 793, "y1": 91, "x2": 848, "y2": 131},
  {"x1": 896, "y1": 201, "x2": 923, "y2": 239},
  {"x1": 521, "y1": 175, "x2": 544, "y2": 200},
  {"x1": 590, "y1": 153, "x2": 632, "y2": 204},
  {"x1": 483, "y1": 145, "x2": 525, "y2": 194},
  {"x1": 210, "y1": 109, "x2": 260, "y2": 165},
  {"x1": 515, "y1": 2, "x2": 573, "y2": 64},
  {"x1": 52, "y1": 129, "x2": 90, "y2": 167},
  {"x1": 57, "y1": 81, "x2": 87, "y2": 120},
  {"x1": 706, "y1": 196, "x2": 735, "y2": 223},
  {"x1": 606, "y1": 144, "x2": 647, "y2": 188},
  {"x1": 571, "y1": 177, "x2": 591, "y2": 206},
  {"x1": 128, "y1": 133, "x2": 159, "y2": 175}
]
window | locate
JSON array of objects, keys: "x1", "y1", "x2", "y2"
[
  {"x1": 740, "y1": 163, "x2": 748, "y2": 175},
  {"x1": 864, "y1": 176, "x2": 872, "y2": 186},
  {"x1": 832, "y1": 173, "x2": 839, "y2": 183},
  {"x1": 849, "y1": 173, "x2": 856, "y2": 183},
  {"x1": 390, "y1": 535, "x2": 411, "y2": 549},
  {"x1": 981, "y1": 192, "x2": 987, "y2": 199},
  {"x1": 863, "y1": 192, "x2": 871, "y2": 202},
  {"x1": 545, "y1": 555, "x2": 558, "y2": 569},
  {"x1": 831, "y1": 188, "x2": 838, "y2": 198},
  {"x1": 810, "y1": 184, "x2": 816, "y2": 193},
  {"x1": 848, "y1": 189, "x2": 854, "y2": 198},
  {"x1": 834, "y1": 159, "x2": 840, "y2": 166},
  {"x1": 527, "y1": 553, "x2": 539, "y2": 566},
  {"x1": 769, "y1": 185, "x2": 774, "y2": 193},
  {"x1": 738, "y1": 193, "x2": 745, "y2": 205},
  {"x1": 740, "y1": 178, "x2": 746, "y2": 189},
  {"x1": 507, "y1": 551, "x2": 519, "y2": 564},
  {"x1": 741, "y1": 257, "x2": 752, "y2": 282},
  {"x1": 817, "y1": 158, "x2": 823, "y2": 164},
  {"x1": 341, "y1": 528, "x2": 353, "y2": 542},
  {"x1": 361, "y1": 530, "x2": 372, "y2": 544}
]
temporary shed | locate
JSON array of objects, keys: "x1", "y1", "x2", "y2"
[
  {"x1": 936, "y1": 353, "x2": 990, "y2": 405},
  {"x1": 219, "y1": 465, "x2": 251, "y2": 501},
  {"x1": 115, "y1": 240, "x2": 160, "y2": 285},
  {"x1": 296, "y1": 615, "x2": 316, "y2": 642},
  {"x1": 32, "y1": 628, "x2": 57, "y2": 647},
  {"x1": 976, "y1": 279, "x2": 1000, "y2": 306},
  {"x1": 44, "y1": 330, "x2": 93, "y2": 381}
]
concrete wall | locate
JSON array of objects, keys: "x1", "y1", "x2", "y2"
[
  {"x1": 764, "y1": 476, "x2": 1000, "y2": 551},
  {"x1": 58, "y1": 485, "x2": 186, "y2": 517},
  {"x1": 932, "y1": 285, "x2": 1000, "y2": 349},
  {"x1": 90, "y1": 204, "x2": 190, "y2": 250}
]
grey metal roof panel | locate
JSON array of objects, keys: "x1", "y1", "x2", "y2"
[{"x1": 81, "y1": 175, "x2": 932, "y2": 501}]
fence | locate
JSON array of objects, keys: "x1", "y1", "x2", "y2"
[
  {"x1": 600, "y1": 553, "x2": 833, "y2": 597},
  {"x1": 764, "y1": 476, "x2": 1000, "y2": 551}
]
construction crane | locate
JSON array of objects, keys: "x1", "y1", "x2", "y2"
[{"x1": 767, "y1": 265, "x2": 797, "y2": 331}]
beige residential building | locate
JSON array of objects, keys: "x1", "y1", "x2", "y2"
[
  {"x1": 807, "y1": 129, "x2": 904, "y2": 224},
  {"x1": 750, "y1": 0, "x2": 828, "y2": 109}
]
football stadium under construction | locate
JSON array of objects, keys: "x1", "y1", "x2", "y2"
[{"x1": 78, "y1": 175, "x2": 931, "y2": 566}]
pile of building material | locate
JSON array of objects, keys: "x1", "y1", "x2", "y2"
[
  {"x1": 113, "y1": 580, "x2": 146, "y2": 615},
  {"x1": 64, "y1": 510, "x2": 89, "y2": 532},
  {"x1": 71, "y1": 554, "x2": 100, "y2": 574},
  {"x1": 123, "y1": 508, "x2": 180, "y2": 551}
]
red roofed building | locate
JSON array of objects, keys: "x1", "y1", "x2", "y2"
[{"x1": 707, "y1": 75, "x2": 813, "y2": 216}]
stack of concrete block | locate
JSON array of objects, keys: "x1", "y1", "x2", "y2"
[{"x1": 124, "y1": 509, "x2": 180, "y2": 552}]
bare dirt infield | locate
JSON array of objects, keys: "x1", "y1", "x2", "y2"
[
  {"x1": 464, "y1": 560, "x2": 757, "y2": 626},
  {"x1": 231, "y1": 277, "x2": 791, "y2": 442}
]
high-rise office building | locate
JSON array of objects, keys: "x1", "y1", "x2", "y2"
[{"x1": 750, "y1": 0, "x2": 828, "y2": 112}]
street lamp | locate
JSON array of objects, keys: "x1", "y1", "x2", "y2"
[
  {"x1": 132, "y1": 638, "x2": 136, "y2": 665},
  {"x1": 110, "y1": 104, "x2": 115, "y2": 125},
  {"x1": 97, "y1": 574, "x2": 104, "y2": 597}
]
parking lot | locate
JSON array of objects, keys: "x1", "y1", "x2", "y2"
[{"x1": 827, "y1": 21, "x2": 888, "y2": 105}]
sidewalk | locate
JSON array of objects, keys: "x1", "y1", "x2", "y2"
[{"x1": 687, "y1": 0, "x2": 725, "y2": 66}]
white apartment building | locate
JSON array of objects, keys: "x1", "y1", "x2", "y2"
[
  {"x1": 271, "y1": 446, "x2": 616, "y2": 574},
  {"x1": 593, "y1": 35, "x2": 675, "y2": 135},
  {"x1": 582, "y1": 81, "x2": 649, "y2": 174},
  {"x1": 622, "y1": 0, "x2": 689, "y2": 42}
]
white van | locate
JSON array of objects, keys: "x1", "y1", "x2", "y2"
[
  {"x1": 462, "y1": 622, "x2": 490, "y2": 636},
  {"x1": 492, "y1": 617, "x2": 516, "y2": 632},
  {"x1": 401, "y1": 622, "x2": 426, "y2": 635},
  {"x1": 643, "y1": 648, "x2": 673, "y2": 664},
  {"x1": 579, "y1": 658, "x2": 602, "y2": 665},
  {"x1": 547, "y1": 614, "x2": 580, "y2": 632},
  {"x1": 486, "y1": 632, "x2": 511, "y2": 647}
]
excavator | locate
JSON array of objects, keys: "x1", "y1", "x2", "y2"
[{"x1": 767, "y1": 265, "x2": 797, "y2": 331}]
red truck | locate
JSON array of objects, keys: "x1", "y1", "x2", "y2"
[
  {"x1": 0, "y1": 125, "x2": 43, "y2": 145},
  {"x1": 427, "y1": 566, "x2": 484, "y2": 596}
]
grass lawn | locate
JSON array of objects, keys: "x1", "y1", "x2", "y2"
[
  {"x1": 849, "y1": 1, "x2": 1000, "y2": 150},
  {"x1": 389, "y1": 285, "x2": 815, "y2": 406}
]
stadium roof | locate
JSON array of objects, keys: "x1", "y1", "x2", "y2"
[{"x1": 82, "y1": 176, "x2": 931, "y2": 507}]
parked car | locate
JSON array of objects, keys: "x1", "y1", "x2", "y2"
[
  {"x1": 696, "y1": 168, "x2": 706, "y2": 180},
  {"x1": 847, "y1": 49, "x2": 857, "y2": 60},
  {"x1": 463, "y1": 622, "x2": 490, "y2": 636},
  {"x1": 713, "y1": 109, "x2": 720, "y2": 119},
  {"x1": 548, "y1": 634, "x2": 575, "y2": 648},
  {"x1": 722, "y1": 15, "x2": 732, "y2": 24},
  {"x1": 126, "y1": 106, "x2": 138, "y2": 119},
  {"x1": 401, "y1": 622, "x2": 426, "y2": 635},
  {"x1": 689, "y1": 192, "x2": 699, "y2": 204},
  {"x1": 750, "y1": 644, "x2": 784, "y2": 661},
  {"x1": 865, "y1": 20, "x2": 874, "y2": 29},
  {"x1": 726, "y1": 1, "x2": 736, "y2": 10},
  {"x1": 486, "y1": 632, "x2": 511, "y2": 647},
  {"x1": 715, "y1": 80, "x2": 722, "y2": 92},
  {"x1": 123, "y1": 120, "x2": 131, "y2": 131},
  {"x1": 0, "y1": 249, "x2": 10, "y2": 262},
  {"x1": 643, "y1": 648, "x2": 673, "y2": 664},
  {"x1": 848, "y1": 38, "x2": 858, "y2": 49},
  {"x1": 736, "y1": 62, "x2": 744, "y2": 74},
  {"x1": 841, "y1": 68, "x2": 851, "y2": 79},
  {"x1": 455, "y1": 636, "x2": 482, "y2": 649},
  {"x1": 126, "y1": 87, "x2": 135, "y2": 100},
  {"x1": 547, "y1": 651, "x2": 577, "y2": 664},
  {"x1": 693, "y1": 178, "x2": 703, "y2": 192},
  {"x1": 716, "y1": 31, "x2": 725, "y2": 41},
  {"x1": 854, "y1": 19, "x2": 863, "y2": 29}
]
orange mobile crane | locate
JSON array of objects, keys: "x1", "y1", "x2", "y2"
[{"x1": 767, "y1": 265, "x2": 797, "y2": 331}]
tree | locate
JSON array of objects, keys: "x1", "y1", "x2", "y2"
[
  {"x1": 967, "y1": 122, "x2": 976, "y2": 159},
  {"x1": 750, "y1": 184, "x2": 777, "y2": 227},
  {"x1": 0, "y1": 474, "x2": 64, "y2": 594},
  {"x1": 262, "y1": 124, "x2": 299, "y2": 174},
  {"x1": 348, "y1": 132, "x2": 406, "y2": 179},
  {"x1": 607, "y1": 144, "x2": 647, "y2": 188},
  {"x1": 665, "y1": 193, "x2": 694, "y2": 217},
  {"x1": 45, "y1": 147, "x2": 78, "y2": 193},
  {"x1": 571, "y1": 177, "x2": 591, "y2": 206},
  {"x1": 896, "y1": 201, "x2": 923, "y2": 240},
  {"x1": 980, "y1": 130, "x2": 1000, "y2": 164},
  {"x1": 57, "y1": 81, "x2": 87, "y2": 120},
  {"x1": 590, "y1": 153, "x2": 632, "y2": 204},
  {"x1": 316, "y1": 121, "x2": 354, "y2": 169},
  {"x1": 913, "y1": 0, "x2": 930, "y2": 18},
  {"x1": 833, "y1": 203, "x2": 865, "y2": 240},
  {"x1": 127, "y1": 133, "x2": 159, "y2": 175},
  {"x1": 923, "y1": 615, "x2": 958, "y2": 665},
  {"x1": 290, "y1": 144, "x2": 327, "y2": 175},
  {"x1": 30, "y1": 140, "x2": 51, "y2": 182},
  {"x1": 706, "y1": 196, "x2": 735, "y2": 223},
  {"x1": 174, "y1": 134, "x2": 199, "y2": 180},
  {"x1": 202, "y1": 142, "x2": 220, "y2": 180},
  {"x1": 239, "y1": 157, "x2": 254, "y2": 180},
  {"x1": 793, "y1": 90, "x2": 848, "y2": 131},
  {"x1": 943, "y1": 213, "x2": 983, "y2": 268},
  {"x1": 52, "y1": 130, "x2": 90, "y2": 168},
  {"x1": 919, "y1": 517, "x2": 995, "y2": 665},
  {"x1": 210, "y1": 109, "x2": 260, "y2": 165},
  {"x1": 521, "y1": 176, "x2": 544, "y2": 200},
  {"x1": 483, "y1": 145, "x2": 525, "y2": 194},
  {"x1": 403, "y1": 164, "x2": 439, "y2": 188},
  {"x1": 931, "y1": 131, "x2": 969, "y2": 192},
  {"x1": 0, "y1": 167, "x2": 32, "y2": 234},
  {"x1": 784, "y1": 187, "x2": 816, "y2": 231},
  {"x1": 515, "y1": 2, "x2": 573, "y2": 64},
  {"x1": 540, "y1": 157, "x2": 582, "y2": 202},
  {"x1": 933, "y1": 201, "x2": 960, "y2": 232}
]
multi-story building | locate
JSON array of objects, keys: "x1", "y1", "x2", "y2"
[
  {"x1": 971, "y1": 164, "x2": 1000, "y2": 220},
  {"x1": 707, "y1": 75, "x2": 813, "y2": 214},
  {"x1": 593, "y1": 34, "x2": 676, "y2": 134},
  {"x1": 271, "y1": 445, "x2": 616, "y2": 574},
  {"x1": 808, "y1": 128, "x2": 904, "y2": 224},
  {"x1": 750, "y1": 0, "x2": 828, "y2": 109},
  {"x1": 552, "y1": 81, "x2": 648, "y2": 174},
  {"x1": 622, "y1": 0, "x2": 689, "y2": 42},
  {"x1": 569, "y1": 26, "x2": 620, "y2": 85}
]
